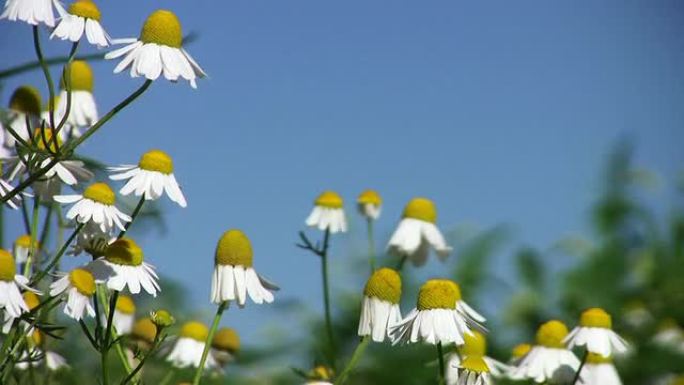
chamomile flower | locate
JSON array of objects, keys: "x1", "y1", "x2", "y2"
[
  {"x1": 130, "y1": 317, "x2": 157, "y2": 350},
  {"x1": 390, "y1": 279, "x2": 484, "y2": 345},
  {"x1": 357, "y1": 189, "x2": 382, "y2": 220},
  {"x1": 357, "y1": 267, "x2": 402, "y2": 342},
  {"x1": 305, "y1": 191, "x2": 347, "y2": 233},
  {"x1": 509, "y1": 320, "x2": 580, "y2": 384},
  {"x1": 54, "y1": 182, "x2": 131, "y2": 232},
  {"x1": 87, "y1": 238, "x2": 160, "y2": 296},
  {"x1": 111, "y1": 294, "x2": 135, "y2": 334},
  {"x1": 386, "y1": 197, "x2": 452, "y2": 267},
  {"x1": 105, "y1": 9, "x2": 205, "y2": 88},
  {"x1": 564, "y1": 308, "x2": 628, "y2": 357},
  {"x1": 166, "y1": 321, "x2": 217, "y2": 369},
  {"x1": 0, "y1": 249, "x2": 38, "y2": 319},
  {"x1": 51, "y1": 0, "x2": 109, "y2": 47},
  {"x1": 2, "y1": 291, "x2": 40, "y2": 334},
  {"x1": 447, "y1": 331, "x2": 509, "y2": 385},
  {"x1": 55, "y1": 60, "x2": 99, "y2": 135},
  {"x1": 13, "y1": 234, "x2": 38, "y2": 264},
  {"x1": 455, "y1": 356, "x2": 492, "y2": 385},
  {"x1": 0, "y1": 176, "x2": 25, "y2": 209},
  {"x1": 2, "y1": 86, "x2": 41, "y2": 148},
  {"x1": 211, "y1": 327, "x2": 240, "y2": 365},
  {"x1": 579, "y1": 353, "x2": 622, "y2": 385},
  {"x1": 210, "y1": 229, "x2": 277, "y2": 307},
  {"x1": 108, "y1": 149, "x2": 187, "y2": 207},
  {"x1": 508, "y1": 343, "x2": 532, "y2": 365},
  {"x1": 305, "y1": 365, "x2": 334, "y2": 385},
  {"x1": 0, "y1": 0, "x2": 63, "y2": 26},
  {"x1": 49, "y1": 268, "x2": 96, "y2": 321}
]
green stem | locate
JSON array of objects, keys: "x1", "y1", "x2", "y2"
[
  {"x1": 334, "y1": 337, "x2": 370, "y2": 385},
  {"x1": 118, "y1": 195, "x2": 145, "y2": 239},
  {"x1": 120, "y1": 332, "x2": 165, "y2": 385},
  {"x1": 23, "y1": 196, "x2": 40, "y2": 277},
  {"x1": 321, "y1": 229, "x2": 335, "y2": 366},
  {"x1": 572, "y1": 350, "x2": 588, "y2": 385},
  {"x1": 437, "y1": 342, "x2": 446, "y2": 385},
  {"x1": 159, "y1": 369, "x2": 176, "y2": 385},
  {"x1": 191, "y1": 301, "x2": 227, "y2": 385},
  {"x1": 366, "y1": 218, "x2": 376, "y2": 272},
  {"x1": 0, "y1": 52, "x2": 105, "y2": 80},
  {"x1": 30, "y1": 223, "x2": 84, "y2": 285},
  {"x1": 100, "y1": 291, "x2": 119, "y2": 385},
  {"x1": 32, "y1": 25, "x2": 56, "y2": 130}
]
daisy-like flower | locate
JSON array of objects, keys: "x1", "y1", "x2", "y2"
[
  {"x1": 211, "y1": 327, "x2": 240, "y2": 366},
  {"x1": 2, "y1": 291, "x2": 40, "y2": 334},
  {"x1": 509, "y1": 320, "x2": 580, "y2": 384},
  {"x1": 357, "y1": 189, "x2": 382, "y2": 220},
  {"x1": 0, "y1": 0, "x2": 63, "y2": 26},
  {"x1": 111, "y1": 294, "x2": 135, "y2": 334},
  {"x1": 391, "y1": 279, "x2": 484, "y2": 345},
  {"x1": 386, "y1": 197, "x2": 452, "y2": 267},
  {"x1": 87, "y1": 237, "x2": 160, "y2": 296},
  {"x1": 130, "y1": 317, "x2": 157, "y2": 350},
  {"x1": 2, "y1": 86, "x2": 41, "y2": 148},
  {"x1": 0, "y1": 249, "x2": 38, "y2": 319},
  {"x1": 579, "y1": 353, "x2": 622, "y2": 385},
  {"x1": 54, "y1": 182, "x2": 131, "y2": 232},
  {"x1": 508, "y1": 343, "x2": 532, "y2": 365},
  {"x1": 446, "y1": 331, "x2": 509, "y2": 385},
  {"x1": 0, "y1": 176, "x2": 25, "y2": 210},
  {"x1": 108, "y1": 149, "x2": 187, "y2": 207},
  {"x1": 15, "y1": 331, "x2": 69, "y2": 371},
  {"x1": 55, "y1": 60, "x2": 99, "y2": 136},
  {"x1": 166, "y1": 321, "x2": 217, "y2": 369},
  {"x1": 210, "y1": 229, "x2": 277, "y2": 307},
  {"x1": 49, "y1": 267, "x2": 96, "y2": 321},
  {"x1": 564, "y1": 308, "x2": 628, "y2": 357},
  {"x1": 357, "y1": 267, "x2": 402, "y2": 342},
  {"x1": 305, "y1": 190, "x2": 347, "y2": 233},
  {"x1": 13, "y1": 234, "x2": 38, "y2": 264},
  {"x1": 105, "y1": 9, "x2": 205, "y2": 88},
  {"x1": 455, "y1": 356, "x2": 492, "y2": 385},
  {"x1": 51, "y1": 0, "x2": 109, "y2": 47}
]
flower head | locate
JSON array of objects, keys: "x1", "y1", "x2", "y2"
[
  {"x1": 0, "y1": 250, "x2": 36, "y2": 318},
  {"x1": 131, "y1": 317, "x2": 157, "y2": 346},
  {"x1": 306, "y1": 190, "x2": 347, "y2": 233},
  {"x1": 358, "y1": 268, "x2": 402, "y2": 342},
  {"x1": 49, "y1": 267, "x2": 96, "y2": 320},
  {"x1": 52, "y1": 2, "x2": 110, "y2": 48},
  {"x1": 87, "y1": 238, "x2": 159, "y2": 296},
  {"x1": 0, "y1": 0, "x2": 62, "y2": 27},
  {"x1": 111, "y1": 294, "x2": 135, "y2": 334},
  {"x1": 13, "y1": 234, "x2": 38, "y2": 264},
  {"x1": 564, "y1": 308, "x2": 628, "y2": 357},
  {"x1": 211, "y1": 327, "x2": 240, "y2": 365},
  {"x1": 167, "y1": 321, "x2": 216, "y2": 369},
  {"x1": 55, "y1": 182, "x2": 131, "y2": 232},
  {"x1": 456, "y1": 356, "x2": 491, "y2": 385},
  {"x1": 357, "y1": 189, "x2": 382, "y2": 220}
]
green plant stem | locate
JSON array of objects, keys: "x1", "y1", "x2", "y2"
[
  {"x1": 23, "y1": 196, "x2": 40, "y2": 277},
  {"x1": 334, "y1": 337, "x2": 370, "y2": 385},
  {"x1": 159, "y1": 369, "x2": 176, "y2": 385},
  {"x1": 101, "y1": 291, "x2": 119, "y2": 385},
  {"x1": 366, "y1": 218, "x2": 376, "y2": 272},
  {"x1": 0, "y1": 52, "x2": 105, "y2": 79},
  {"x1": 118, "y1": 196, "x2": 145, "y2": 239},
  {"x1": 437, "y1": 342, "x2": 446, "y2": 385},
  {"x1": 31, "y1": 223, "x2": 84, "y2": 285},
  {"x1": 120, "y1": 332, "x2": 165, "y2": 385},
  {"x1": 320, "y1": 228, "x2": 335, "y2": 365},
  {"x1": 32, "y1": 25, "x2": 56, "y2": 130},
  {"x1": 572, "y1": 350, "x2": 588, "y2": 385},
  {"x1": 192, "y1": 301, "x2": 227, "y2": 385}
]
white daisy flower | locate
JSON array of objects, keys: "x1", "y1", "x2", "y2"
[
  {"x1": 357, "y1": 267, "x2": 402, "y2": 343},
  {"x1": 386, "y1": 197, "x2": 452, "y2": 267},
  {"x1": 105, "y1": 9, "x2": 205, "y2": 88},
  {"x1": 13, "y1": 234, "x2": 38, "y2": 264},
  {"x1": 455, "y1": 356, "x2": 492, "y2": 385},
  {"x1": 108, "y1": 149, "x2": 187, "y2": 207},
  {"x1": 211, "y1": 327, "x2": 240, "y2": 366},
  {"x1": 357, "y1": 189, "x2": 382, "y2": 220},
  {"x1": 15, "y1": 331, "x2": 68, "y2": 371},
  {"x1": 210, "y1": 229, "x2": 277, "y2": 307},
  {"x1": 390, "y1": 279, "x2": 484, "y2": 346},
  {"x1": 2, "y1": 291, "x2": 40, "y2": 334},
  {"x1": 55, "y1": 60, "x2": 98, "y2": 136},
  {"x1": 0, "y1": 249, "x2": 39, "y2": 319},
  {"x1": 305, "y1": 190, "x2": 347, "y2": 233},
  {"x1": 51, "y1": 0, "x2": 109, "y2": 47},
  {"x1": 0, "y1": 0, "x2": 63, "y2": 26},
  {"x1": 304, "y1": 366, "x2": 334, "y2": 385},
  {"x1": 110, "y1": 294, "x2": 135, "y2": 334},
  {"x1": 579, "y1": 353, "x2": 622, "y2": 385},
  {"x1": 0, "y1": 177, "x2": 25, "y2": 209},
  {"x1": 508, "y1": 343, "x2": 532, "y2": 366},
  {"x1": 54, "y1": 182, "x2": 131, "y2": 232},
  {"x1": 49, "y1": 267, "x2": 96, "y2": 321},
  {"x1": 130, "y1": 317, "x2": 157, "y2": 350},
  {"x1": 166, "y1": 321, "x2": 217, "y2": 369},
  {"x1": 564, "y1": 308, "x2": 629, "y2": 357},
  {"x1": 446, "y1": 331, "x2": 509, "y2": 385},
  {"x1": 2, "y1": 86, "x2": 42, "y2": 148},
  {"x1": 87, "y1": 237, "x2": 160, "y2": 297},
  {"x1": 509, "y1": 320, "x2": 580, "y2": 384}
]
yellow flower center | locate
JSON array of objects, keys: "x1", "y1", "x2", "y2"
[
  {"x1": 83, "y1": 182, "x2": 115, "y2": 205},
  {"x1": 357, "y1": 190, "x2": 382, "y2": 206},
  {"x1": 580, "y1": 308, "x2": 612, "y2": 329},
  {"x1": 417, "y1": 279, "x2": 461, "y2": 310},
  {"x1": 151, "y1": 309, "x2": 175, "y2": 327},
  {"x1": 511, "y1": 343, "x2": 532, "y2": 358},
  {"x1": 402, "y1": 197, "x2": 437, "y2": 223},
  {"x1": 15, "y1": 234, "x2": 38, "y2": 250},
  {"x1": 116, "y1": 295, "x2": 136, "y2": 314},
  {"x1": 132, "y1": 318, "x2": 157, "y2": 343},
  {"x1": 23, "y1": 291, "x2": 40, "y2": 311},
  {"x1": 459, "y1": 331, "x2": 487, "y2": 357},
  {"x1": 62, "y1": 60, "x2": 94, "y2": 92},
  {"x1": 139, "y1": 10, "x2": 183, "y2": 48},
  {"x1": 105, "y1": 238, "x2": 144, "y2": 266},
  {"x1": 461, "y1": 355, "x2": 490, "y2": 373},
  {"x1": 363, "y1": 268, "x2": 401, "y2": 304},
  {"x1": 180, "y1": 321, "x2": 209, "y2": 342},
  {"x1": 9, "y1": 86, "x2": 42, "y2": 116},
  {"x1": 212, "y1": 328, "x2": 240, "y2": 353},
  {"x1": 31, "y1": 330, "x2": 43, "y2": 347},
  {"x1": 69, "y1": 268, "x2": 96, "y2": 296},
  {"x1": 536, "y1": 320, "x2": 569, "y2": 348},
  {"x1": 0, "y1": 250, "x2": 16, "y2": 282},
  {"x1": 309, "y1": 365, "x2": 334, "y2": 380},
  {"x1": 138, "y1": 149, "x2": 174, "y2": 174},
  {"x1": 68, "y1": 0, "x2": 101, "y2": 20},
  {"x1": 586, "y1": 353, "x2": 612, "y2": 364},
  {"x1": 215, "y1": 229, "x2": 253, "y2": 267},
  {"x1": 33, "y1": 128, "x2": 62, "y2": 152},
  {"x1": 315, "y1": 191, "x2": 343, "y2": 209}
]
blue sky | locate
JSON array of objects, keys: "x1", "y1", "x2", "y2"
[{"x1": 1, "y1": 0, "x2": 683, "y2": 349}]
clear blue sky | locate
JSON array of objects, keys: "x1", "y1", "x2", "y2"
[{"x1": 1, "y1": 0, "x2": 683, "y2": 348}]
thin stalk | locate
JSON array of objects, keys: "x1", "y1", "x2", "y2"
[
  {"x1": 120, "y1": 332, "x2": 165, "y2": 385},
  {"x1": 23, "y1": 196, "x2": 40, "y2": 277},
  {"x1": 572, "y1": 350, "x2": 588, "y2": 385},
  {"x1": 334, "y1": 337, "x2": 370, "y2": 385},
  {"x1": 320, "y1": 228, "x2": 335, "y2": 364},
  {"x1": 437, "y1": 342, "x2": 446, "y2": 385},
  {"x1": 158, "y1": 369, "x2": 176, "y2": 385},
  {"x1": 31, "y1": 223, "x2": 84, "y2": 285},
  {"x1": 366, "y1": 218, "x2": 376, "y2": 272},
  {"x1": 38, "y1": 203, "x2": 54, "y2": 252},
  {"x1": 54, "y1": 42, "x2": 80, "y2": 143},
  {"x1": 101, "y1": 291, "x2": 119, "y2": 385},
  {"x1": 32, "y1": 26, "x2": 56, "y2": 130},
  {"x1": 95, "y1": 288, "x2": 132, "y2": 374},
  {"x1": 118, "y1": 196, "x2": 145, "y2": 239},
  {"x1": 191, "y1": 301, "x2": 227, "y2": 385},
  {"x1": 0, "y1": 52, "x2": 105, "y2": 80}
]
